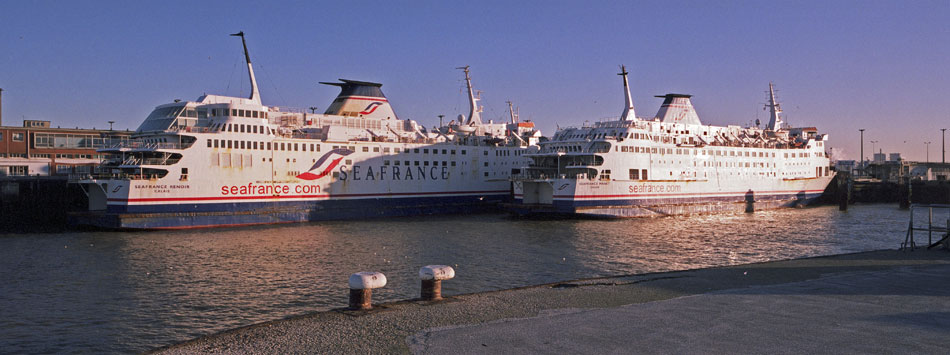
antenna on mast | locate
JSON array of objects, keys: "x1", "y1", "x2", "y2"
[
  {"x1": 230, "y1": 31, "x2": 261, "y2": 104},
  {"x1": 618, "y1": 65, "x2": 636, "y2": 121}
]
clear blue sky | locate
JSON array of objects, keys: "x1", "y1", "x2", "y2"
[{"x1": 2, "y1": 0, "x2": 948, "y2": 161}]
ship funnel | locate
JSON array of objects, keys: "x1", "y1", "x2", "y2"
[
  {"x1": 765, "y1": 82, "x2": 784, "y2": 130},
  {"x1": 456, "y1": 66, "x2": 482, "y2": 126},
  {"x1": 230, "y1": 31, "x2": 261, "y2": 105},
  {"x1": 319, "y1": 79, "x2": 398, "y2": 119},
  {"x1": 654, "y1": 94, "x2": 702, "y2": 125},
  {"x1": 618, "y1": 65, "x2": 636, "y2": 121}
]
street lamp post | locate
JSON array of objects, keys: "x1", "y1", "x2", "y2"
[
  {"x1": 925, "y1": 142, "x2": 931, "y2": 163},
  {"x1": 859, "y1": 129, "x2": 865, "y2": 174},
  {"x1": 942, "y1": 128, "x2": 947, "y2": 163}
]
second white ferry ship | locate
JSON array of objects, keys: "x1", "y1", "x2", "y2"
[
  {"x1": 70, "y1": 33, "x2": 540, "y2": 229},
  {"x1": 506, "y1": 66, "x2": 834, "y2": 217}
]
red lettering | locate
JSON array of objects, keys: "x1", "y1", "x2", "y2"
[{"x1": 221, "y1": 186, "x2": 229, "y2": 195}]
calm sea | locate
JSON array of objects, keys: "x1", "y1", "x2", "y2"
[{"x1": 0, "y1": 204, "x2": 915, "y2": 353}]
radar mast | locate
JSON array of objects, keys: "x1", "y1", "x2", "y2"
[
  {"x1": 766, "y1": 82, "x2": 783, "y2": 130},
  {"x1": 619, "y1": 65, "x2": 636, "y2": 121},
  {"x1": 230, "y1": 31, "x2": 261, "y2": 105},
  {"x1": 456, "y1": 66, "x2": 482, "y2": 125}
]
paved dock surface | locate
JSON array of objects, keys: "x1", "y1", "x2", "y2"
[{"x1": 156, "y1": 250, "x2": 950, "y2": 354}]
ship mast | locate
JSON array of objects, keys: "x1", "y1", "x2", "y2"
[
  {"x1": 618, "y1": 65, "x2": 636, "y2": 121},
  {"x1": 456, "y1": 66, "x2": 482, "y2": 125},
  {"x1": 507, "y1": 100, "x2": 519, "y2": 124},
  {"x1": 766, "y1": 82, "x2": 783, "y2": 130},
  {"x1": 231, "y1": 31, "x2": 261, "y2": 105}
]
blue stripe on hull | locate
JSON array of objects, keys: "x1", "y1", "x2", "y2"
[
  {"x1": 506, "y1": 192, "x2": 824, "y2": 217},
  {"x1": 70, "y1": 194, "x2": 510, "y2": 229},
  {"x1": 560, "y1": 192, "x2": 822, "y2": 208}
]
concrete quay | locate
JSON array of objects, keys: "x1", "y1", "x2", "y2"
[{"x1": 155, "y1": 249, "x2": 950, "y2": 354}]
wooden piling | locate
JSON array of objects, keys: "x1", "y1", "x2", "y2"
[
  {"x1": 838, "y1": 171, "x2": 851, "y2": 211},
  {"x1": 899, "y1": 176, "x2": 911, "y2": 210}
]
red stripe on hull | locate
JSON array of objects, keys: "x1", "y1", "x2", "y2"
[{"x1": 108, "y1": 190, "x2": 510, "y2": 203}]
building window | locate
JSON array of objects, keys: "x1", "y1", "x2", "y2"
[
  {"x1": 7, "y1": 166, "x2": 29, "y2": 176},
  {"x1": 12, "y1": 132, "x2": 24, "y2": 141}
]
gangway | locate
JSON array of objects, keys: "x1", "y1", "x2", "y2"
[{"x1": 901, "y1": 204, "x2": 950, "y2": 250}]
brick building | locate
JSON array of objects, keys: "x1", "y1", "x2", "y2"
[{"x1": 0, "y1": 120, "x2": 131, "y2": 176}]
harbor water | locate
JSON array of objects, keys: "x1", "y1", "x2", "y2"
[{"x1": 0, "y1": 204, "x2": 912, "y2": 353}]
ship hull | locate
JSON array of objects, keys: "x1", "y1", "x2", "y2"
[
  {"x1": 69, "y1": 137, "x2": 530, "y2": 230},
  {"x1": 505, "y1": 175, "x2": 833, "y2": 218},
  {"x1": 69, "y1": 192, "x2": 510, "y2": 229}
]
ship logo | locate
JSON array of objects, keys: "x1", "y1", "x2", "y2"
[
  {"x1": 296, "y1": 148, "x2": 354, "y2": 180},
  {"x1": 359, "y1": 102, "x2": 383, "y2": 115}
]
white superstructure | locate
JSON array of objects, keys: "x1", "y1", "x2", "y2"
[{"x1": 508, "y1": 67, "x2": 834, "y2": 217}]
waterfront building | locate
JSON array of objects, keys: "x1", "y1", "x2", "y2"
[{"x1": 0, "y1": 120, "x2": 131, "y2": 177}]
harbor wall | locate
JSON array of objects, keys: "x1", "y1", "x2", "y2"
[
  {"x1": 0, "y1": 177, "x2": 87, "y2": 232},
  {"x1": 823, "y1": 173, "x2": 950, "y2": 205}
]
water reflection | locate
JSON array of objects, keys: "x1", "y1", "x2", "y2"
[{"x1": 0, "y1": 204, "x2": 909, "y2": 353}]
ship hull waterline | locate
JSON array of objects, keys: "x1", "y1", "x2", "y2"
[
  {"x1": 504, "y1": 175, "x2": 834, "y2": 218},
  {"x1": 68, "y1": 192, "x2": 511, "y2": 230}
]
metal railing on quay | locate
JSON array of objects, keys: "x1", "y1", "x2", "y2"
[{"x1": 902, "y1": 204, "x2": 950, "y2": 250}]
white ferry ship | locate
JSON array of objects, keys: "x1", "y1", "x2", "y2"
[
  {"x1": 506, "y1": 66, "x2": 834, "y2": 217},
  {"x1": 70, "y1": 33, "x2": 540, "y2": 229}
]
